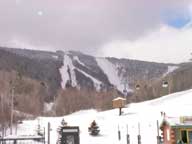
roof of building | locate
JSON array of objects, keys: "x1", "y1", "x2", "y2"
[
  {"x1": 112, "y1": 97, "x2": 126, "y2": 101},
  {"x1": 161, "y1": 116, "x2": 192, "y2": 129}
]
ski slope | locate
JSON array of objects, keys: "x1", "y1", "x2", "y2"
[
  {"x1": 10, "y1": 89, "x2": 192, "y2": 144},
  {"x1": 59, "y1": 53, "x2": 102, "y2": 90},
  {"x1": 96, "y1": 58, "x2": 132, "y2": 93},
  {"x1": 59, "y1": 54, "x2": 77, "y2": 89}
]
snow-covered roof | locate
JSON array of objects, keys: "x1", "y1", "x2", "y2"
[
  {"x1": 112, "y1": 97, "x2": 126, "y2": 101},
  {"x1": 162, "y1": 116, "x2": 192, "y2": 127}
]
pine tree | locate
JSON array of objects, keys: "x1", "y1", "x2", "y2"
[
  {"x1": 88, "y1": 120, "x2": 100, "y2": 136},
  {"x1": 57, "y1": 118, "x2": 67, "y2": 144}
]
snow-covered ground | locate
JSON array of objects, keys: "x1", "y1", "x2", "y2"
[{"x1": 8, "y1": 89, "x2": 192, "y2": 144}]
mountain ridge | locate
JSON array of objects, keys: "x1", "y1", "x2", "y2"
[{"x1": 0, "y1": 46, "x2": 186, "y2": 103}]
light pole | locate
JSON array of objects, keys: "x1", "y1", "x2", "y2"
[
  {"x1": 123, "y1": 88, "x2": 127, "y2": 100},
  {"x1": 122, "y1": 78, "x2": 129, "y2": 101}
]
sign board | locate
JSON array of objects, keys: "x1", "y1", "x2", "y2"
[
  {"x1": 112, "y1": 97, "x2": 126, "y2": 108},
  {"x1": 62, "y1": 129, "x2": 79, "y2": 133},
  {"x1": 59, "y1": 126, "x2": 80, "y2": 144}
]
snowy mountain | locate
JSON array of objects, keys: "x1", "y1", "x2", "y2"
[
  {"x1": 59, "y1": 51, "x2": 176, "y2": 92},
  {"x1": 7, "y1": 88, "x2": 192, "y2": 144},
  {"x1": 0, "y1": 47, "x2": 184, "y2": 102}
]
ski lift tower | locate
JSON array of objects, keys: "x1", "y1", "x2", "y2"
[{"x1": 121, "y1": 76, "x2": 130, "y2": 102}]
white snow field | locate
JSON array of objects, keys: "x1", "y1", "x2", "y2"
[{"x1": 11, "y1": 89, "x2": 192, "y2": 144}]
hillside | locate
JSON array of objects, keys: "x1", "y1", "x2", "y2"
[
  {"x1": 1, "y1": 47, "x2": 192, "y2": 109},
  {"x1": 0, "y1": 47, "x2": 180, "y2": 100}
]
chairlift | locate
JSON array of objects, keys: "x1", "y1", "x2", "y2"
[
  {"x1": 135, "y1": 84, "x2": 140, "y2": 90},
  {"x1": 123, "y1": 89, "x2": 127, "y2": 94},
  {"x1": 162, "y1": 81, "x2": 168, "y2": 88}
]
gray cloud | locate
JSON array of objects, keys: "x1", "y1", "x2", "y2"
[{"x1": 0, "y1": 0, "x2": 191, "y2": 54}]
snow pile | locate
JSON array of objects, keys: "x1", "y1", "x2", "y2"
[{"x1": 11, "y1": 89, "x2": 192, "y2": 144}]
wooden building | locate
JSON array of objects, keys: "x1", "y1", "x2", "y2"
[{"x1": 160, "y1": 116, "x2": 192, "y2": 144}]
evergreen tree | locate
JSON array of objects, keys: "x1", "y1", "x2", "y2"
[
  {"x1": 57, "y1": 118, "x2": 68, "y2": 144},
  {"x1": 88, "y1": 120, "x2": 100, "y2": 136}
]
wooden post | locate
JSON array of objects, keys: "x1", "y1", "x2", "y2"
[
  {"x1": 48, "y1": 122, "x2": 51, "y2": 144},
  {"x1": 126, "y1": 125, "x2": 130, "y2": 144},
  {"x1": 119, "y1": 107, "x2": 122, "y2": 116},
  {"x1": 138, "y1": 123, "x2": 141, "y2": 144},
  {"x1": 44, "y1": 127, "x2": 46, "y2": 144},
  {"x1": 157, "y1": 120, "x2": 161, "y2": 144},
  {"x1": 118, "y1": 125, "x2": 121, "y2": 141}
]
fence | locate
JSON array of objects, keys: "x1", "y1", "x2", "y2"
[
  {"x1": 0, "y1": 136, "x2": 45, "y2": 144},
  {"x1": 117, "y1": 121, "x2": 164, "y2": 144}
]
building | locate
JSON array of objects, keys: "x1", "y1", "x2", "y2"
[{"x1": 160, "y1": 116, "x2": 192, "y2": 144}]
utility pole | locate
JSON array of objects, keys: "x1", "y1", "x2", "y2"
[
  {"x1": 122, "y1": 77, "x2": 128, "y2": 102},
  {"x1": 53, "y1": 95, "x2": 56, "y2": 116},
  {"x1": 1, "y1": 94, "x2": 4, "y2": 120},
  {"x1": 1, "y1": 94, "x2": 4, "y2": 138},
  {"x1": 10, "y1": 87, "x2": 14, "y2": 135}
]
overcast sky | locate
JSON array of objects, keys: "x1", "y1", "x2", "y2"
[{"x1": 0, "y1": 0, "x2": 192, "y2": 63}]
